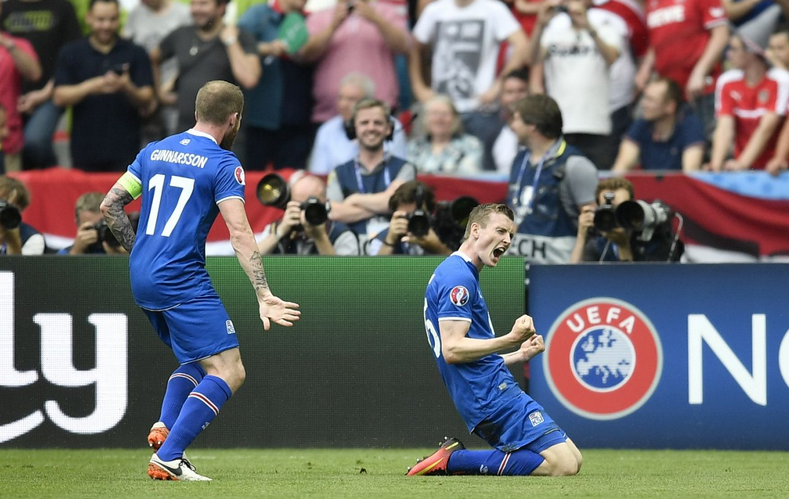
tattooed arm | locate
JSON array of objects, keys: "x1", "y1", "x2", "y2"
[
  {"x1": 100, "y1": 183, "x2": 137, "y2": 253},
  {"x1": 218, "y1": 198, "x2": 300, "y2": 330}
]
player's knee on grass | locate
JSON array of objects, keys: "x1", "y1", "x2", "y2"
[{"x1": 538, "y1": 443, "x2": 581, "y2": 476}]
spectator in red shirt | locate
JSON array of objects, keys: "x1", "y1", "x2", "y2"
[
  {"x1": 709, "y1": 32, "x2": 789, "y2": 171},
  {"x1": 639, "y1": 0, "x2": 729, "y2": 137},
  {"x1": 0, "y1": 2, "x2": 42, "y2": 173}
]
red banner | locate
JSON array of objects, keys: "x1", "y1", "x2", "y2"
[{"x1": 11, "y1": 168, "x2": 789, "y2": 259}]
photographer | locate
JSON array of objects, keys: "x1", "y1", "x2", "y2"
[
  {"x1": 58, "y1": 192, "x2": 130, "y2": 255},
  {"x1": 570, "y1": 177, "x2": 683, "y2": 263},
  {"x1": 369, "y1": 180, "x2": 452, "y2": 256},
  {"x1": 0, "y1": 175, "x2": 45, "y2": 255},
  {"x1": 257, "y1": 172, "x2": 359, "y2": 255}
]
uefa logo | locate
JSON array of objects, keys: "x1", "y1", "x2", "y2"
[{"x1": 544, "y1": 298, "x2": 663, "y2": 420}]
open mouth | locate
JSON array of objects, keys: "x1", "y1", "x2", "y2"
[{"x1": 493, "y1": 247, "x2": 506, "y2": 258}]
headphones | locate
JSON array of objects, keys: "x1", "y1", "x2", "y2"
[{"x1": 344, "y1": 98, "x2": 396, "y2": 142}]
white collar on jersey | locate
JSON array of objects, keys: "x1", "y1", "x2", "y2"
[
  {"x1": 452, "y1": 251, "x2": 473, "y2": 263},
  {"x1": 186, "y1": 129, "x2": 218, "y2": 144}
]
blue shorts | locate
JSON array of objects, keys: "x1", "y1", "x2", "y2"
[
  {"x1": 142, "y1": 296, "x2": 240, "y2": 364},
  {"x1": 473, "y1": 392, "x2": 567, "y2": 454}
]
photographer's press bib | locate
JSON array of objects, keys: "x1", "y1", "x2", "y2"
[{"x1": 507, "y1": 234, "x2": 575, "y2": 264}]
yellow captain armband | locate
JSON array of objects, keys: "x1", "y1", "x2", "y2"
[{"x1": 118, "y1": 172, "x2": 143, "y2": 200}]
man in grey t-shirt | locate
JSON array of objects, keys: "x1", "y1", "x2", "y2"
[{"x1": 151, "y1": 0, "x2": 260, "y2": 134}]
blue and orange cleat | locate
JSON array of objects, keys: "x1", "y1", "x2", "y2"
[{"x1": 406, "y1": 437, "x2": 465, "y2": 476}]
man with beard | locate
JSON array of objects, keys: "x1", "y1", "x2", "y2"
[
  {"x1": 152, "y1": 0, "x2": 261, "y2": 134},
  {"x1": 326, "y1": 98, "x2": 416, "y2": 242},
  {"x1": 100, "y1": 80, "x2": 301, "y2": 481},
  {"x1": 53, "y1": 0, "x2": 154, "y2": 172}
]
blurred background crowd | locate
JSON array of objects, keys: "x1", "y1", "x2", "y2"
[{"x1": 2, "y1": 0, "x2": 789, "y2": 261}]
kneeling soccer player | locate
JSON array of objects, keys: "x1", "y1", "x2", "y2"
[{"x1": 408, "y1": 203, "x2": 581, "y2": 477}]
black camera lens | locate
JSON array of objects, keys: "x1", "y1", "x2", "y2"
[
  {"x1": 301, "y1": 197, "x2": 329, "y2": 226},
  {"x1": 593, "y1": 206, "x2": 618, "y2": 232},
  {"x1": 256, "y1": 173, "x2": 290, "y2": 209},
  {"x1": 407, "y1": 210, "x2": 431, "y2": 238},
  {"x1": 0, "y1": 201, "x2": 22, "y2": 230}
]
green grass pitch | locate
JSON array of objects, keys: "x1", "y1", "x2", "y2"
[{"x1": 1, "y1": 448, "x2": 788, "y2": 498}]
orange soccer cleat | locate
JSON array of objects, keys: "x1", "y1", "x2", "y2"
[{"x1": 406, "y1": 437, "x2": 465, "y2": 476}]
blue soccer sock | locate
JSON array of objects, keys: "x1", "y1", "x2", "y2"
[
  {"x1": 158, "y1": 363, "x2": 206, "y2": 429},
  {"x1": 447, "y1": 448, "x2": 545, "y2": 476},
  {"x1": 156, "y1": 375, "x2": 232, "y2": 462}
]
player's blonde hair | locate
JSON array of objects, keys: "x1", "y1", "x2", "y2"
[
  {"x1": 195, "y1": 80, "x2": 244, "y2": 126},
  {"x1": 463, "y1": 203, "x2": 514, "y2": 239}
]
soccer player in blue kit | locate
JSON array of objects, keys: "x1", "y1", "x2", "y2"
[
  {"x1": 408, "y1": 203, "x2": 582, "y2": 477},
  {"x1": 101, "y1": 80, "x2": 301, "y2": 481}
]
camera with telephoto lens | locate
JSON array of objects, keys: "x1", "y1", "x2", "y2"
[
  {"x1": 615, "y1": 199, "x2": 670, "y2": 242},
  {"x1": 0, "y1": 200, "x2": 22, "y2": 230},
  {"x1": 593, "y1": 194, "x2": 671, "y2": 242},
  {"x1": 256, "y1": 173, "x2": 330, "y2": 226}
]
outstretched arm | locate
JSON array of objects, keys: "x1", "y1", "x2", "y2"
[{"x1": 219, "y1": 198, "x2": 301, "y2": 330}]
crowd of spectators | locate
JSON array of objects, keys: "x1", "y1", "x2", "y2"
[{"x1": 3, "y1": 0, "x2": 789, "y2": 262}]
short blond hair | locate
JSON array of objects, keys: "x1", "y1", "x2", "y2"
[
  {"x1": 195, "y1": 80, "x2": 244, "y2": 126},
  {"x1": 464, "y1": 203, "x2": 514, "y2": 239}
]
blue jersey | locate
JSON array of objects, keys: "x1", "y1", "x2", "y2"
[
  {"x1": 127, "y1": 130, "x2": 246, "y2": 310},
  {"x1": 424, "y1": 252, "x2": 522, "y2": 432}
]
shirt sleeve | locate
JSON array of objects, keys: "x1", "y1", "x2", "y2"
[
  {"x1": 492, "y1": 2, "x2": 521, "y2": 41},
  {"x1": 158, "y1": 29, "x2": 177, "y2": 62},
  {"x1": 238, "y1": 28, "x2": 258, "y2": 55},
  {"x1": 679, "y1": 112, "x2": 706, "y2": 149},
  {"x1": 394, "y1": 162, "x2": 417, "y2": 182},
  {"x1": 595, "y1": 23, "x2": 623, "y2": 55},
  {"x1": 564, "y1": 156, "x2": 599, "y2": 208},
  {"x1": 716, "y1": 80, "x2": 734, "y2": 117},
  {"x1": 308, "y1": 124, "x2": 333, "y2": 174},
  {"x1": 334, "y1": 230, "x2": 360, "y2": 255},
  {"x1": 237, "y1": 5, "x2": 261, "y2": 35},
  {"x1": 391, "y1": 120, "x2": 409, "y2": 159},
  {"x1": 53, "y1": 43, "x2": 74, "y2": 86},
  {"x1": 306, "y1": 9, "x2": 330, "y2": 36},
  {"x1": 214, "y1": 157, "x2": 247, "y2": 204},
  {"x1": 126, "y1": 146, "x2": 146, "y2": 188},
  {"x1": 699, "y1": 0, "x2": 727, "y2": 30},
  {"x1": 21, "y1": 233, "x2": 46, "y2": 256},
  {"x1": 624, "y1": 119, "x2": 649, "y2": 146},
  {"x1": 770, "y1": 69, "x2": 789, "y2": 116},
  {"x1": 436, "y1": 270, "x2": 477, "y2": 322},
  {"x1": 326, "y1": 168, "x2": 345, "y2": 201},
  {"x1": 131, "y1": 44, "x2": 154, "y2": 88},
  {"x1": 412, "y1": 6, "x2": 437, "y2": 45}
]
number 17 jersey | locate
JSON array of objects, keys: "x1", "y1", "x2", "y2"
[{"x1": 127, "y1": 129, "x2": 246, "y2": 310}]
